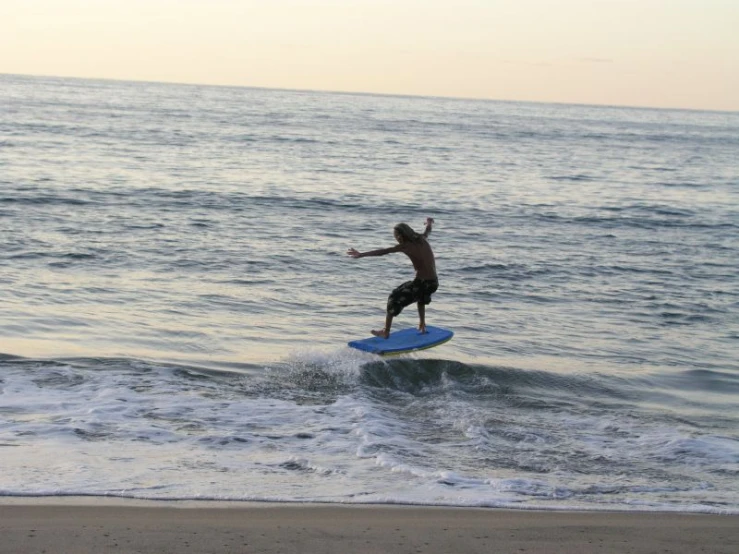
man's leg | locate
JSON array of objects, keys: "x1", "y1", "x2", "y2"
[
  {"x1": 373, "y1": 281, "x2": 412, "y2": 339},
  {"x1": 417, "y1": 302, "x2": 426, "y2": 333},
  {"x1": 372, "y1": 311, "x2": 393, "y2": 339}
]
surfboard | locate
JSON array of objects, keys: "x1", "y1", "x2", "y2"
[{"x1": 348, "y1": 325, "x2": 453, "y2": 356}]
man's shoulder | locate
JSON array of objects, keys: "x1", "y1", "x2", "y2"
[{"x1": 403, "y1": 241, "x2": 430, "y2": 256}]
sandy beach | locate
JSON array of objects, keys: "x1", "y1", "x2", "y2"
[{"x1": 1, "y1": 499, "x2": 737, "y2": 554}]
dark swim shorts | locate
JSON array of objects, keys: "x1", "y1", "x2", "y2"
[{"x1": 386, "y1": 278, "x2": 439, "y2": 317}]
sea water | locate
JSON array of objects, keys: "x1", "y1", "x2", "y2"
[{"x1": 1, "y1": 74, "x2": 738, "y2": 512}]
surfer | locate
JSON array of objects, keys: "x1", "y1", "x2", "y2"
[{"x1": 347, "y1": 218, "x2": 438, "y2": 338}]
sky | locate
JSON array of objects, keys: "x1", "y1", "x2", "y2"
[{"x1": 2, "y1": 0, "x2": 738, "y2": 111}]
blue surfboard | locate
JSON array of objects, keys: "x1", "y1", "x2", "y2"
[{"x1": 348, "y1": 326, "x2": 453, "y2": 356}]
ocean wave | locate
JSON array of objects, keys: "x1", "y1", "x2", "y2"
[
  {"x1": 0, "y1": 353, "x2": 695, "y2": 413},
  {"x1": 530, "y1": 212, "x2": 736, "y2": 230},
  {"x1": 0, "y1": 195, "x2": 94, "y2": 207}
]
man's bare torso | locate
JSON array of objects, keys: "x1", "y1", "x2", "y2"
[{"x1": 401, "y1": 238, "x2": 437, "y2": 281}]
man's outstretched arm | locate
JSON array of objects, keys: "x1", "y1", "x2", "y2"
[{"x1": 347, "y1": 245, "x2": 403, "y2": 258}]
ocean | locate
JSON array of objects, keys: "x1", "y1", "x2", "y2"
[{"x1": 1, "y1": 73, "x2": 738, "y2": 513}]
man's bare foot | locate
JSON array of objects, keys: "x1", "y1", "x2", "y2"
[{"x1": 371, "y1": 329, "x2": 389, "y2": 339}]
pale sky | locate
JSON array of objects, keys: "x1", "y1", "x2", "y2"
[{"x1": 2, "y1": 0, "x2": 738, "y2": 110}]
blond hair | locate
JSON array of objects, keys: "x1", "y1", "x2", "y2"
[{"x1": 393, "y1": 223, "x2": 423, "y2": 244}]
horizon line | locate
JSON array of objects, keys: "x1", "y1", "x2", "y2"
[{"x1": 2, "y1": 71, "x2": 737, "y2": 115}]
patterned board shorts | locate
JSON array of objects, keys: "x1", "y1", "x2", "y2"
[{"x1": 386, "y1": 278, "x2": 439, "y2": 317}]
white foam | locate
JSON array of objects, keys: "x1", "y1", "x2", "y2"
[{"x1": 1, "y1": 357, "x2": 738, "y2": 514}]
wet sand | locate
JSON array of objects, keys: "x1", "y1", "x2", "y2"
[{"x1": 1, "y1": 499, "x2": 737, "y2": 554}]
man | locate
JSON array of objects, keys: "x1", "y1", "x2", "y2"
[{"x1": 347, "y1": 218, "x2": 438, "y2": 338}]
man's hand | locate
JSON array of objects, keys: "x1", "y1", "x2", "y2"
[
  {"x1": 422, "y1": 217, "x2": 434, "y2": 238},
  {"x1": 346, "y1": 248, "x2": 362, "y2": 258}
]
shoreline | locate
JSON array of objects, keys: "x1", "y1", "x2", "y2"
[
  {"x1": 1, "y1": 498, "x2": 737, "y2": 554},
  {"x1": 1, "y1": 495, "x2": 738, "y2": 515}
]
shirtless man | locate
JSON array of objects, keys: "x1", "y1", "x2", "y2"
[{"x1": 347, "y1": 218, "x2": 438, "y2": 338}]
